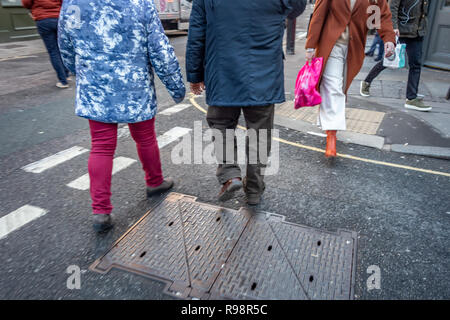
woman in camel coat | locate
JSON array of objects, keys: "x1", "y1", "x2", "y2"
[{"x1": 305, "y1": 0, "x2": 396, "y2": 158}]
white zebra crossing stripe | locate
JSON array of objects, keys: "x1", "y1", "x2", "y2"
[
  {"x1": 66, "y1": 156, "x2": 137, "y2": 191},
  {"x1": 157, "y1": 127, "x2": 192, "y2": 149},
  {"x1": 36, "y1": 127, "x2": 191, "y2": 191},
  {"x1": 0, "y1": 205, "x2": 48, "y2": 240},
  {"x1": 158, "y1": 103, "x2": 191, "y2": 116},
  {"x1": 21, "y1": 146, "x2": 89, "y2": 173}
]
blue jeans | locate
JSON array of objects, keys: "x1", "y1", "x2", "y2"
[
  {"x1": 367, "y1": 32, "x2": 384, "y2": 59},
  {"x1": 36, "y1": 18, "x2": 68, "y2": 85},
  {"x1": 365, "y1": 37, "x2": 423, "y2": 100}
]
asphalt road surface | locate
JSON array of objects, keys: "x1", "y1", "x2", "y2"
[{"x1": 0, "y1": 35, "x2": 449, "y2": 300}]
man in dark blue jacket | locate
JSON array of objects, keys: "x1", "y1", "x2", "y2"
[{"x1": 186, "y1": 0, "x2": 305, "y2": 205}]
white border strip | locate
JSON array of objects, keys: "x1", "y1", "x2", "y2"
[
  {"x1": 157, "y1": 127, "x2": 192, "y2": 149},
  {"x1": 22, "y1": 146, "x2": 89, "y2": 173},
  {"x1": 0, "y1": 205, "x2": 48, "y2": 239},
  {"x1": 67, "y1": 156, "x2": 137, "y2": 191}
]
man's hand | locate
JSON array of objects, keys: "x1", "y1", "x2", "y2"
[
  {"x1": 394, "y1": 29, "x2": 400, "y2": 37},
  {"x1": 305, "y1": 49, "x2": 315, "y2": 63},
  {"x1": 384, "y1": 42, "x2": 395, "y2": 58},
  {"x1": 190, "y1": 82, "x2": 205, "y2": 95}
]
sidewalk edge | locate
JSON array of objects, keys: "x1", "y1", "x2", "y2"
[
  {"x1": 390, "y1": 144, "x2": 450, "y2": 160},
  {"x1": 274, "y1": 114, "x2": 385, "y2": 150}
]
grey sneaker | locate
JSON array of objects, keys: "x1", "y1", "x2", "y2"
[
  {"x1": 56, "y1": 82, "x2": 69, "y2": 88},
  {"x1": 405, "y1": 98, "x2": 432, "y2": 112},
  {"x1": 360, "y1": 81, "x2": 370, "y2": 97},
  {"x1": 93, "y1": 214, "x2": 113, "y2": 233},
  {"x1": 146, "y1": 178, "x2": 174, "y2": 197}
]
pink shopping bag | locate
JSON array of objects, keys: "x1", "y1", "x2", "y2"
[{"x1": 294, "y1": 57, "x2": 323, "y2": 108}]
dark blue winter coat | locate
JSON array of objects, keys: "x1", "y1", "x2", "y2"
[{"x1": 186, "y1": 0, "x2": 299, "y2": 107}]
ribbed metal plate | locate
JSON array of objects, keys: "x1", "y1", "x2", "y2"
[
  {"x1": 268, "y1": 220, "x2": 356, "y2": 300},
  {"x1": 176, "y1": 199, "x2": 250, "y2": 297},
  {"x1": 90, "y1": 193, "x2": 194, "y2": 296},
  {"x1": 90, "y1": 193, "x2": 357, "y2": 300},
  {"x1": 207, "y1": 215, "x2": 309, "y2": 300}
]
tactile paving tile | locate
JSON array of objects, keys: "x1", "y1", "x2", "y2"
[
  {"x1": 90, "y1": 193, "x2": 357, "y2": 300},
  {"x1": 276, "y1": 101, "x2": 385, "y2": 135}
]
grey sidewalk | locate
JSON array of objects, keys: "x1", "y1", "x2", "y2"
[
  {"x1": 0, "y1": 39, "x2": 46, "y2": 61},
  {"x1": 280, "y1": 5, "x2": 450, "y2": 159}
]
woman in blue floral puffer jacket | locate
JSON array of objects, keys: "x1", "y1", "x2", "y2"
[{"x1": 58, "y1": 0, "x2": 186, "y2": 232}]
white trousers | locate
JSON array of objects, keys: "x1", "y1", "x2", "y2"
[{"x1": 318, "y1": 42, "x2": 348, "y2": 131}]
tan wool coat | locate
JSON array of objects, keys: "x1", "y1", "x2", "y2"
[{"x1": 306, "y1": 0, "x2": 396, "y2": 93}]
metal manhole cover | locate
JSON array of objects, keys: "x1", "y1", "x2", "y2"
[
  {"x1": 90, "y1": 193, "x2": 357, "y2": 300},
  {"x1": 207, "y1": 215, "x2": 309, "y2": 300},
  {"x1": 268, "y1": 220, "x2": 356, "y2": 299}
]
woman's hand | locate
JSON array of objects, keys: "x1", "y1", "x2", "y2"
[
  {"x1": 384, "y1": 42, "x2": 395, "y2": 58},
  {"x1": 305, "y1": 49, "x2": 315, "y2": 62}
]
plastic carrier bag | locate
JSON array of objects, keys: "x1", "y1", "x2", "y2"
[
  {"x1": 294, "y1": 57, "x2": 323, "y2": 108},
  {"x1": 383, "y1": 38, "x2": 406, "y2": 69}
]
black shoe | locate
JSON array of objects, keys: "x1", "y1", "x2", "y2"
[
  {"x1": 146, "y1": 178, "x2": 174, "y2": 197},
  {"x1": 374, "y1": 56, "x2": 382, "y2": 62},
  {"x1": 218, "y1": 178, "x2": 243, "y2": 202},
  {"x1": 365, "y1": 51, "x2": 374, "y2": 57},
  {"x1": 93, "y1": 214, "x2": 114, "y2": 233}
]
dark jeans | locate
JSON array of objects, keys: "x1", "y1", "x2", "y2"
[
  {"x1": 365, "y1": 37, "x2": 424, "y2": 100},
  {"x1": 36, "y1": 18, "x2": 68, "y2": 84},
  {"x1": 206, "y1": 105, "x2": 275, "y2": 196}
]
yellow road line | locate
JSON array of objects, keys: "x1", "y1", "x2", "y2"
[
  {"x1": 188, "y1": 94, "x2": 450, "y2": 178},
  {"x1": 277, "y1": 137, "x2": 450, "y2": 177}
]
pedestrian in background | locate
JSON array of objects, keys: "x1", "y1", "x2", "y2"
[
  {"x1": 360, "y1": 0, "x2": 431, "y2": 112},
  {"x1": 58, "y1": 0, "x2": 186, "y2": 232},
  {"x1": 186, "y1": 0, "x2": 306, "y2": 206},
  {"x1": 365, "y1": 31, "x2": 385, "y2": 62},
  {"x1": 22, "y1": 0, "x2": 70, "y2": 88},
  {"x1": 305, "y1": 0, "x2": 395, "y2": 158}
]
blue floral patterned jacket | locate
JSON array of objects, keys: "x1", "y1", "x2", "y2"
[{"x1": 58, "y1": 0, "x2": 186, "y2": 123}]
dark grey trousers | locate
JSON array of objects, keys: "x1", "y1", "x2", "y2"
[{"x1": 206, "y1": 105, "x2": 275, "y2": 196}]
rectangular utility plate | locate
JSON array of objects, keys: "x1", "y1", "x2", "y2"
[{"x1": 90, "y1": 193, "x2": 357, "y2": 300}]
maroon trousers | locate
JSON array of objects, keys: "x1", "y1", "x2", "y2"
[{"x1": 88, "y1": 118, "x2": 163, "y2": 214}]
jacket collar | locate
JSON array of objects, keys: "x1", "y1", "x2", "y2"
[
  {"x1": 345, "y1": 0, "x2": 361, "y2": 15},
  {"x1": 351, "y1": 0, "x2": 364, "y2": 16},
  {"x1": 344, "y1": 0, "x2": 351, "y2": 12}
]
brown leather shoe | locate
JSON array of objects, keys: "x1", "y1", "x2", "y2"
[{"x1": 218, "y1": 178, "x2": 243, "y2": 202}]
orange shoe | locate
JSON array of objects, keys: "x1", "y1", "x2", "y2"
[{"x1": 325, "y1": 130, "x2": 337, "y2": 158}]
